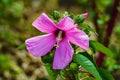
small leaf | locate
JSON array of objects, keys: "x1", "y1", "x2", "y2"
[
  {"x1": 90, "y1": 40, "x2": 113, "y2": 57},
  {"x1": 73, "y1": 52, "x2": 102, "y2": 80},
  {"x1": 77, "y1": 73, "x2": 81, "y2": 80},
  {"x1": 17, "y1": 43, "x2": 26, "y2": 49},
  {"x1": 45, "y1": 63, "x2": 60, "y2": 80},
  {"x1": 99, "y1": 68, "x2": 114, "y2": 80},
  {"x1": 81, "y1": 23, "x2": 98, "y2": 35}
]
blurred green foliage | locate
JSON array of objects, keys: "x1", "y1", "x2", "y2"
[{"x1": 0, "y1": 0, "x2": 120, "y2": 80}]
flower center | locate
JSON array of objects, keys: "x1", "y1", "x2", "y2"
[{"x1": 54, "y1": 29, "x2": 65, "y2": 47}]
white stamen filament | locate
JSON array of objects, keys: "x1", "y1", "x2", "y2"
[{"x1": 55, "y1": 31, "x2": 63, "y2": 48}]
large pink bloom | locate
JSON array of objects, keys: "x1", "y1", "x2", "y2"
[{"x1": 25, "y1": 13, "x2": 89, "y2": 69}]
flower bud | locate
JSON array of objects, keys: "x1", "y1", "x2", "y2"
[
  {"x1": 75, "y1": 13, "x2": 88, "y2": 24},
  {"x1": 69, "y1": 63, "x2": 77, "y2": 72},
  {"x1": 52, "y1": 10, "x2": 60, "y2": 20},
  {"x1": 75, "y1": 15, "x2": 84, "y2": 24},
  {"x1": 82, "y1": 13, "x2": 88, "y2": 19}
]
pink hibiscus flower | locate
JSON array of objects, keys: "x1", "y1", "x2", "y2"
[{"x1": 25, "y1": 13, "x2": 89, "y2": 69}]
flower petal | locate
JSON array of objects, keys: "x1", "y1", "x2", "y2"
[
  {"x1": 57, "y1": 16, "x2": 77, "y2": 31},
  {"x1": 66, "y1": 28, "x2": 89, "y2": 50},
  {"x1": 32, "y1": 13, "x2": 57, "y2": 33},
  {"x1": 25, "y1": 34, "x2": 56, "y2": 57},
  {"x1": 53, "y1": 38, "x2": 74, "y2": 69}
]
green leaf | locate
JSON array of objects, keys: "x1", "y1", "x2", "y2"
[
  {"x1": 73, "y1": 52, "x2": 102, "y2": 80},
  {"x1": 41, "y1": 53, "x2": 53, "y2": 63},
  {"x1": 45, "y1": 63, "x2": 60, "y2": 80},
  {"x1": 81, "y1": 23, "x2": 98, "y2": 35},
  {"x1": 99, "y1": 68, "x2": 114, "y2": 80},
  {"x1": 17, "y1": 43, "x2": 26, "y2": 49},
  {"x1": 90, "y1": 40, "x2": 113, "y2": 57}
]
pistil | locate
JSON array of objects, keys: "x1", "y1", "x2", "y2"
[{"x1": 55, "y1": 31, "x2": 63, "y2": 48}]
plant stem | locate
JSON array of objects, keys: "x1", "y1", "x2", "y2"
[{"x1": 96, "y1": 0, "x2": 120, "y2": 67}]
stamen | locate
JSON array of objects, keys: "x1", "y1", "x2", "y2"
[
  {"x1": 56, "y1": 31, "x2": 63, "y2": 42},
  {"x1": 55, "y1": 31, "x2": 63, "y2": 48}
]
